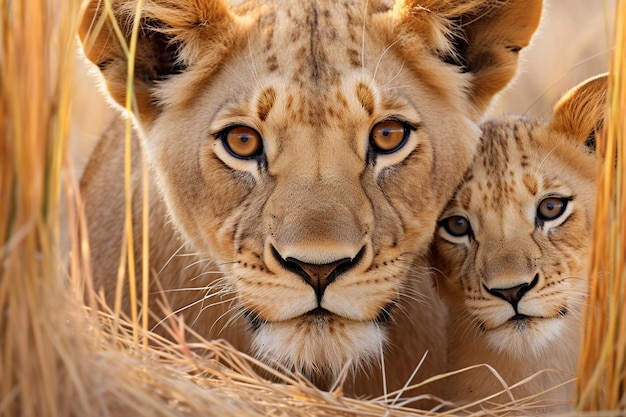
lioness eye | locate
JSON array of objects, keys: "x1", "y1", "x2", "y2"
[
  {"x1": 221, "y1": 126, "x2": 263, "y2": 159},
  {"x1": 440, "y1": 215, "x2": 471, "y2": 237},
  {"x1": 370, "y1": 120, "x2": 411, "y2": 154},
  {"x1": 537, "y1": 197, "x2": 569, "y2": 221}
]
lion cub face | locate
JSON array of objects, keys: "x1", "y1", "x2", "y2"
[
  {"x1": 80, "y1": 0, "x2": 541, "y2": 378},
  {"x1": 433, "y1": 76, "x2": 606, "y2": 359}
]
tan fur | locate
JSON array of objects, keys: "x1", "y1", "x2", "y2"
[
  {"x1": 431, "y1": 75, "x2": 607, "y2": 412},
  {"x1": 78, "y1": 0, "x2": 540, "y2": 404}
]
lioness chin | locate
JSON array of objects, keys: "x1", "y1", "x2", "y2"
[{"x1": 79, "y1": 0, "x2": 541, "y2": 403}]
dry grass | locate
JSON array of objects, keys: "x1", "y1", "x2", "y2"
[
  {"x1": 576, "y1": 0, "x2": 626, "y2": 411},
  {"x1": 1, "y1": 0, "x2": 625, "y2": 416},
  {"x1": 0, "y1": 0, "x2": 81, "y2": 415}
]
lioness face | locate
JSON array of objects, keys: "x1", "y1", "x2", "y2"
[
  {"x1": 80, "y1": 0, "x2": 542, "y2": 383},
  {"x1": 143, "y1": 2, "x2": 477, "y2": 373}
]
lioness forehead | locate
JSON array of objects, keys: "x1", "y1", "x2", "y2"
[
  {"x1": 153, "y1": 0, "x2": 468, "y2": 140},
  {"x1": 239, "y1": 0, "x2": 392, "y2": 84}
]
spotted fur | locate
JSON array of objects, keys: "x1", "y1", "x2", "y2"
[
  {"x1": 79, "y1": 0, "x2": 541, "y2": 403},
  {"x1": 431, "y1": 75, "x2": 607, "y2": 411}
]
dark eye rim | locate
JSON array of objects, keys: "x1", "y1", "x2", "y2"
[
  {"x1": 438, "y1": 215, "x2": 472, "y2": 238},
  {"x1": 215, "y1": 125, "x2": 264, "y2": 160},
  {"x1": 536, "y1": 196, "x2": 572, "y2": 222},
  {"x1": 369, "y1": 119, "x2": 417, "y2": 155}
]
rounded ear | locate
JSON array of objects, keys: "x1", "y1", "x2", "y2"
[
  {"x1": 550, "y1": 74, "x2": 608, "y2": 151},
  {"x1": 78, "y1": 0, "x2": 238, "y2": 125},
  {"x1": 396, "y1": 0, "x2": 543, "y2": 115}
]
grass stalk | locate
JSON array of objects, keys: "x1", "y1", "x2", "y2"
[{"x1": 576, "y1": 0, "x2": 626, "y2": 410}]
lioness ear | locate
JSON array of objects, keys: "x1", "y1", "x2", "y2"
[
  {"x1": 79, "y1": 0, "x2": 238, "y2": 124},
  {"x1": 550, "y1": 74, "x2": 608, "y2": 151},
  {"x1": 396, "y1": 0, "x2": 542, "y2": 114}
]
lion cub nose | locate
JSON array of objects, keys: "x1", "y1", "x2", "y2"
[{"x1": 485, "y1": 274, "x2": 539, "y2": 308}]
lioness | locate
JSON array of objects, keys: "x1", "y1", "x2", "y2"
[{"x1": 79, "y1": 0, "x2": 541, "y2": 402}]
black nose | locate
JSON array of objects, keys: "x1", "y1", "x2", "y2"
[
  {"x1": 485, "y1": 273, "x2": 539, "y2": 309},
  {"x1": 272, "y1": 246, "x2": 364, "y2": 301}
]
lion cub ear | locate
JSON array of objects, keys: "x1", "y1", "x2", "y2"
[
  {"x1": 396, "y1": 0, "x2": 542, "y2": 115},
  {"x1": 550, "y1": 74, "x2": 609, "y2": 151},
  {"x1": 79, "y1": 0, "x2": 238, "y2": 125}
]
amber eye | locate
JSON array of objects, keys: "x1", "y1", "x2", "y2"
[
  {"x1": 221, "y1": 126, "x2": 263, "y2": 159},
  {"x1": 537, "y1": 197, "x2": 569, "y2": 221},
  {"x1": 440, "y1": 215, "x2": 472, "y2": 237},
  {"x1": 370, "y1": 120, "x2": 411, "y2": 154}
]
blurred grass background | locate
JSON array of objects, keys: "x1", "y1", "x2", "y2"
[{"x1": 490, "y1": 0, "x2": 616, "y2": 116}]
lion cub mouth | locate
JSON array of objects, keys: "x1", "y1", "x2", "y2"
[{"x1": 496, "y1": 309, "x2": 568, "y2": 332}]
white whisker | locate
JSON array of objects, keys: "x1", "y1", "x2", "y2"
[
  {"x1": 381, "y1": 58, "x2": 405, "y2": 89},
  {"x1": 372, "y1": 40, "x2": 401, "y2": 83},
  {"x1": 360, "y1": 0, "x2": 369, "y2": 73},
  {"x1": 156, "y1": 241, "x2": 193, "y2": 276},
  {"x1": 215, "y1": 305, "x2": 247, "y2": 335},
  {"x1": 183, "y1": 256, "x2": 216, "y2": 270},
  {"x1": 193, "y1": 297, "x2": 240, "y2": 332},
  {"x1": 378, "y1": 84, "x2": 412, "y2": 93},
  {"x1": 151, "y1": 294, "x2": 214, "y2": 333}
]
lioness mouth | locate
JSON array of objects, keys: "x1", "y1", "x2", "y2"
[
  {"x1": 244, "y1": 302, "x2": 394, "y2": 331},
  {"x1": 510, "y1": 313, "x2": 530, "y2": 322}
]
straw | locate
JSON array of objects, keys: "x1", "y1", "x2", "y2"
[{"x1": 575, "y1": 0, "x2": 626, "y2": 411}]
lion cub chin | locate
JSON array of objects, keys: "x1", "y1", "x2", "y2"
[{"x1": 431, "y1": 74, "x2": 607, "y2": 412}]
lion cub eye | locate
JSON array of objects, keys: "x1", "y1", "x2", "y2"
[
  {"x1": 369, "y1": 120, "x2": 411, "y2": 154},
  {"x1": 440, "y1": 215, "x2": 472, "y2": 237},
  {"x1": 220, "y1": 126, "x2": 263, "y2": 159},
  {"x1": 537, "y1": 197, "x2": 569, "y2": 221}
]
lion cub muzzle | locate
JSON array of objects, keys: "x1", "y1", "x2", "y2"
[{"x1": 484, "y1": 273, "x2": 539, "y2": 313}]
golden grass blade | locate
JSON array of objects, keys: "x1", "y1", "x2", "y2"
[
  {"x1": 576, "y1": 0, "x2": 626, "y2": 411},
  {"x1": 1, "y1": 0, "x2": 84, "y2": 416}
]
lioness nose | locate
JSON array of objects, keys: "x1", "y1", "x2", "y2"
[
  {"x1": 485, "y1": 273, "x2": 539, "y2": 308},
  {"x1": 273, "y1": 247, "x2": 364, "y2": 301},
  {"x1": 286, "y1": 258, "x2": 351, "y2": 299}
]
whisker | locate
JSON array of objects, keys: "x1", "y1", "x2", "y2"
[
  {"x1": 151, "y1": 295, "x2": 213, "y2": 333},
  {"x1": 360, "y1": 0, "x2": 369, "y2": 72},
  {"x1": 190, "y1": 296, "x2": 239, "y2": 329},
  {"x1": 156, "y1": 241, "x2": 194, "y2": 276},
  {"x1": 372, "y1": 39, "x2": 401, "y2": 83},
  {"x1": 188, "y1": 269, "x2": 228, "y2": 282},
  {"x1": 378, "y1": 84, "x2": 412, "y2": 93},
  {"x1": 183, "y1": 256, "x2": 217, "y2": 270},
  {"x1": 155, "y1": 286, "x2": 222, "y2": 294},
  {"x1": 246, "y1": 34, "x2": 261, "y2": 89},
  {"x1": 150, "y1": 281, "x2": 237, "y2": 333},
  {"x1": 216, "y1": 305, "x2": 248, "y2": 335}
]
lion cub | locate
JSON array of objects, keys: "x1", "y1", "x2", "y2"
[{"x1": 431, "y1": 75, "x2": 607, "y2": 411}]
